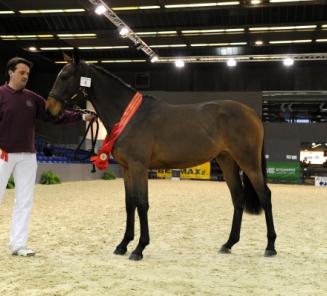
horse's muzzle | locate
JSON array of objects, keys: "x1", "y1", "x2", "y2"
[{"x1": 46, "y1": 96, "x2": 63, "y2": 117}]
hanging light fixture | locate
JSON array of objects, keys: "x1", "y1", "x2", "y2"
[
  {"x1": 95, "y1": 4, "x2": 107, "y2": 15},
  {"x1": 227, "y1": 58, "x2": 237, "y2": 67},
  {"x1": 283, "y1": 57, "x2": 294, "y2": 66},
  {"x1": 175, "y1": 59, "x2": 185, "y2": 68},
  {"x1": 118, "y1": 26, "x2": 130, "y2": 37},
  {"x1": 150, "y1": 54, "x2": 159, "y2": 63}
]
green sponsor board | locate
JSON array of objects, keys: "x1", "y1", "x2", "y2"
[{"x1": 267, "y1": 162, "x2": 301, "y2": 183}]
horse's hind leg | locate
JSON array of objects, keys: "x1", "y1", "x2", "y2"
[
  {"x1": 216, "y1": 153, "x2": 245, "y2": 254},
  {"x1": 243, "y1": 169, "x2": 277, "y2": 256}
]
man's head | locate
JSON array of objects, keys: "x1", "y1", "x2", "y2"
[{"x1": 6, "y1": 57, "x2": 33, "y2": 90}]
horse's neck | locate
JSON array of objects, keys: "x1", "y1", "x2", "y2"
[{"x1": 88, "y1": 67, "x2": 135, "y2": 130}]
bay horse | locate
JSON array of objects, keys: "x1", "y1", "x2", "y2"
[{"x1": 46, "y1": 52, "x2": 277, "y2": 261}]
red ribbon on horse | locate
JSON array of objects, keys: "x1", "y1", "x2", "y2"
[{"x1": 90, "y1": 92, "x2": 143, "y2": 170}]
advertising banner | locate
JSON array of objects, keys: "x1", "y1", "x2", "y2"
[
  {"x1": 267, "y1": 162, "x2": 301, "y2": 183},
  {"x1": 314, "y1": 176, "x2": 327, "y2": 187},
  {"x1": 156, "y1": 162, "x2": 211, "y2": 180}
]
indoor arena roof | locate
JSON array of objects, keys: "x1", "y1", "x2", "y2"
[{"x1": 0, "y1": 0, "x2": 327, "y2": 66}]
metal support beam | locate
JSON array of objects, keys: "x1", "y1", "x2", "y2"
[{"x1": 87, "y1": 0, "x2": 157, "y2": 59}]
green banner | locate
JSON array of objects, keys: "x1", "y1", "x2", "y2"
[{"x1": 267, "y1": 162, "x2": 301, "y2": 183}]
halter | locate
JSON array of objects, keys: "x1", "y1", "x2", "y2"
[{"x1": 68, "y1": 86, "x2": 89, "y2": 106}]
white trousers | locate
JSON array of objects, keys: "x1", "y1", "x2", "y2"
[{"x1": 0, "y1": 153, "x2": 37, "y2": 251}]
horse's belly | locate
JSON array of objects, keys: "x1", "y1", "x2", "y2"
[{"x1": 149, "y1": 138, "x2": 221, "y2": 169}]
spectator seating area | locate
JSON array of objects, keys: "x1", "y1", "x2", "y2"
[{"x1": 36, "y1": 138, "x2": 92, "y2": 164}]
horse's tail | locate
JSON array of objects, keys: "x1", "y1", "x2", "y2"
[{"x1": 242, "y1": 145, "x2": 266, "y2": 215}]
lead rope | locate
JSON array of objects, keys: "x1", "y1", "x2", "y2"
[{"x1": 73, "y1": 106, "x2": 99, "y2": 173}]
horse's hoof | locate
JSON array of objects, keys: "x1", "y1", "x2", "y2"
[
  {"x1": 219, "y1": 245, "x2": 231, "y2": 254},
  {"x1": 113, "y1": 247, "x2": 127, "y2": 255},
  {"x1": 129, "y1": 253, "x2": 143, "y2": 261},
  {"x1": 264, "y1": 249, "x2": 277, "y2": 257}
]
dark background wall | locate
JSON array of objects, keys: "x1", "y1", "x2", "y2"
[
  {"x1": 2, "y1": 52, "x2": 327, "y2": 92},
  {"x1": 113, "y1": 61, "x2": 327, "y2": 91},
  {"x1": 265, "y1": 123, "x2": 327, "y2": 162}
]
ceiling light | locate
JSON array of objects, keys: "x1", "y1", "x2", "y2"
[
  {"x1": 151, "y1": 44, "x2": 187, "y2": 48},
  {"x1": 251, "y1": 0, "x2": 262, "y2": 4},
  {"x1": 175, "y1": 59, "x2": 185, "y2": 68},
  {"x1": 269, "y1": 0, "x2": 311, "y2": 3},
  {"x1": 95, "y1": 5, "x2": 107, "y2": 15},
  {"x1": 150, "y1": 55, "x2": 159, "y2": 63},
  {"x1": 283, "y1": 57, "x2": 294, "y2": 66},
  {"x1": 217, "y1": 1, "x2": 240, "y2": 5},
  {"x1": 37, "y1": 34, "x2": 54, "y2": 38},
  {"x1": 101, "y1": 59, "x2": 147, "y2": 63},
  {"x1": 165, "y1": 3, "x2": 217, "y2": 8},
  {"x1": 157, "y1": 31, "x2": 178, "y2": 35},
  {"x1": 78, "y1": 46, "x2": 129, "y2": 50},
  {"x1": 225, "y1": 28, "x2": 245, "y2": 32},
  {"x1": 255, "y1": 40, "x2": 264, "y2": 45},
  {"x1": 40, "y1": 47, "x2": 74, "y2": 50},
  {"x1": 227, "y1": 59, "x2": 237, "y2": 67},
  {"x1": 112, "y1": 6, "x2": 160, "y2": 11},
  {"x1": 112, "y1": 6, "x2": 139, "y2": 11},
  {"x1": 0, "y1": 35, "x2": 16, "y2": 40},
  {"x1": 64, "y1": 9, "x2": 86, "y2": 13},
  {"x1": 182, "y1": 29, "x2": 224, "y2": 34},
  {"x1": 269, "y1": 39, "x2": 312, "y2": 44},
  {"x1": 28, "y1": 47, "x2": 37, "y2": 52},
  {"x1": 230, "y1": 42, "x2": 247, "y2": 45},
  {"x1": 0, "y1": 10, "x2": 15, "y2": 14},
  {"x1": 0, "y1": 34, "x2": 55, "y2": 40},
  {"x1": 19, "y1": 9, "x2": 85, "y2": 14},
  {"x1": 57, "y1": 33, "x2": 97, "y2": 39},
  {"x1": 165, "y1": 2, "x2": 240, "y2": 9},
  {"x1": 119, "y1": 26, "x2": 130, "y2": 37},
  {"x1": 249, "y1": 25, "x2": 317, "y2": 32},
  {"x1": 190, "y1": 42, "x2": 246, "y2": 47},
  {"x1": 136, "y1": 31, "x2": 178, "y2": 36}
]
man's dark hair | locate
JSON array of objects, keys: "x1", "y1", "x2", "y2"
[{"x1": 5, "y1": 57, "x2": 33, "y2": 81}]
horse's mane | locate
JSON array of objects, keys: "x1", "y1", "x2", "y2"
[
  {"x1": 88, "y1": 63, "x2": 137, "y2": 93},
  {"x1": 87, "y1": 62, "x2": 162, "y2": 103}
]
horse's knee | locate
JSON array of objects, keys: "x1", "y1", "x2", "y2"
[{"x1": 137, "y1": 202, "x2": 149, "y2": 214}]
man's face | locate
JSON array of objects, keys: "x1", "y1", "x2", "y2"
[{"x1": 8, "y1": 63, "x2": 30, "y2": 90}]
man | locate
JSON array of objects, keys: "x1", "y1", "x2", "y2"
[{"x1": 0, "y1": 57, "x2": 92, "y2": 257}]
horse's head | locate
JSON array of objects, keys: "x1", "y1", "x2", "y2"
[{"x1": 46, "y1": 50, "x2": 88, "y2": 117}]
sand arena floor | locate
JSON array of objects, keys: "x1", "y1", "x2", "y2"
[{"x1": 0, "y1": 179, "x2": 326, "y2": 296}]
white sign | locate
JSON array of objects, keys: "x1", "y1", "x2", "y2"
[
  {"x1": 314, "y1": 176, "x2": 327, "y2": 187},
  {"x1": 80, "y1": 76, "x2": 92, "y2": 87}
]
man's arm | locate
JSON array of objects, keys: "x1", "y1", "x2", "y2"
[{"x1": 34, "y1": 92, "x2": 95, "y2": 124}]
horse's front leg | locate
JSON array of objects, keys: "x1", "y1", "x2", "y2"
[
  {"x1": 114, "y1": 163, "x2": 150, "y2": 261},
  {"x1": 129, "y1": 163, "x2": 149, "y2": 261},
  {"x1": 114, "y1": 169, "x2": 136, "y2": 256}
]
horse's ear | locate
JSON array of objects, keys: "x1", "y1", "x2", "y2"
[
  {"x1": 72, "y1": 47, "x2": 80, "y2": 65},
  {"x1": 63, "y1": 52, "x2": 73, "y2": 63}
]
